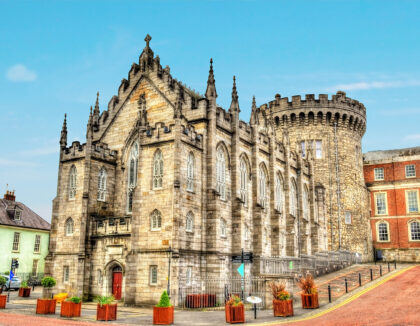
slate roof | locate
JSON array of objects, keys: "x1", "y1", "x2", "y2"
[{"x1": 0, "y1": 199, "x2": 50, "y2": 231}]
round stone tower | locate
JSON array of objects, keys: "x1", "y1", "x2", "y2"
[{"x1": 267, "y1": 91, "x2": 372, "y2": 261}]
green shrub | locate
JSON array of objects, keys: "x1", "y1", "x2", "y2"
[
  {"x1": 156, "y1": 291, "x2": 172, "y2": 307},
  {"x1": 41, "y1": 277, "x2": 56, "y2": 288},
  {"x1": 96, "y1": 295, "x2": 115, "y2": 307},
  {"x1": 68, "y1": 296, "x2": 81, "y2": 304},
  {"x1": 20, "y1": 281, "x2": 29, "y2": 288},
  {"x1": 0, "y1": 276, "x2": 6, "y2": 287}
]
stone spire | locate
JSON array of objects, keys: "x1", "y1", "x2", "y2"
[
  {"x1": 205, "y1": 58, "x2": 217, "y2": 99},
  {"x1": 87, "y1": 106, "x2": 93, "y2": 139},
  {"x1": 250, "y1": 96, "x2": 259, "y2": 126},
  {"x1": 229, "y1": 76, "x2": 240, "y2": 113},
  {"x1": 93, "y1": 92, "x2": 100, "y2": 131},
  {"x1": 139, "y1": 34, "x2": 154, "y2": 71},
  {"x1": 60, "y1": 113, "x2": 67, "y2": 149}
]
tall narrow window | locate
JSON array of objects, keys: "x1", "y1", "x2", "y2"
[
  {"x1": 409, "y1": 221, "x2": 420, "y2": 241},
  {"x1": 407, "y1": 190, "x2": 419, "y2": 213},
  {"x1": 275, "y1": 174, "x2": 283, "y2": 212},
  {"x1": 34, "y1": 234, "x2": 41, "y2": 253},
  {"x1": 127, "y1": 142, "x2": 139, "y2": 213},
  {"x1": 345, "y1": 211, "x2": 352, "y2": 225},
  {"x1": 150, "y1": 265, "x2": 158, "y2": 285},
  {"x1": 12, "y1": 232, "x2": 20, "y2": 251},
  {"x1": 63, "y1": 266, "x2": 70, "y2": 283},
  {"x1": 151, "y1": 210, "x2": 162, "y2": 231},
  {"x1": 14, "y1": 210, "x2": 21, "y2": 221},
  {"x1": 65, "y1": 217, "x2": 74, "y2": 236},
  {"x1": 216, "y1": 147, "x2": 226, "y2": 200},
  {"x1": 240, "y1": 158, "x2": 248, "y2": 207},
  {"x1": 377, "y1": 222, "x2": 389, "y2": 241},
  {"x1": 186, "y1": 267, "x2": 192, "y2": 286},
  {"x1": 375, "y1": 193, "x2": 387, "y2": 215},
  {"x1": 186, "y1": 212, "x2": 194, "y2": 233},
  {"x1": 32, "y1": 259, "x2": 38, "y2": 275},
  {"x1": 187, "y1": 152, "x2": 195, "y2": 192},
  {"x1": 97, "y1": 167, "x2": 107, "y2": 201},
  {"x1": 220, "y1": 218, "x2": 226, "y2": 237},
  {"x1": 303, "y1": 186, "x2": 310, "y2": 220},
  {"x1": 259, "y1": 165, "x2": 267, "y2": 208},
  {"x1": 374, "y1": 168, "x2": 384, "y2": 181},
  {"x1": 300, "y1": 141, "x2": 306, "y2": 158},
  {"x1": 290, "y1": 179, "x2": 298, "y2": 217},
  {"x1": 153, "y1": 149, "x2": 163, "y2": 189},
  {"x1": 69, "y1": 165, "x2": 77, "y2": 199},
  {"x1": 315, "y1": 140, "x2": 322, "y2": 159}
]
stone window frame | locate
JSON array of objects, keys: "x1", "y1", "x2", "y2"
[
  {"x1": 405, "y1": 164, "x2": 416, "y2": 178},
  {"x1": 127, "y1": 142, "x2": 139, "y2": 214},
  {"x1": 405, "y1": 189, "x2": 419, "y2": 214},
  {"x1": 376, "y1": 220, "x2": 390, "y2": 242},
  {"x1": 151, "y1": 210, "x2": 162, "y2": 231},
  {"x1": 408, "y1": 219, "x2": 420, "y2": 242},
  {"x1": 97, "y1": 167, "x2": 107, "y2": 202},
  {"x1": 186, "y1": 152, "x2": 195, "y2": 192},
  {"x1": 34, "y1": 234, "x2": 41, "y2": 253},
  {"x1": 244, "y1": 223, "x2": 249, "y2": 241},
  {"x1": 65, "y1": 217, "x2": 74, "y2": 236},
  {"x1": 290, "y1": 178, "x2": 298, "y2": 217},
  {"x1": 344, "y1": 211, "x2": 352, "y2": 225},
  {"x1": 220, "y1": 218, "x2": 227, "y2": 238},
  {"x1": 152, "y1": 149, "x2": 164, "y2": 190},
  {"x1": 63, "y1": 265, "x2": 70, "y2": 283},
  {"x1": 258, "y1": 163, "x2": 268, "y2": 208},
  {"x1": 216, "y1": 146, "x2": 227, "y2": 201},
  {"x1": 68, "y1": 165, "x2": 77, "y2": 200},
  {"x1": 374, "y1": 167, "x2": 384, "y2": 181},
  {"x1": 374, "y1": 192, "x2": 388, "y2": 216},
  {"x1": 12, "y1": 232, "x2": 20, "y2": 252},
  {"x1": 275, "y1": 172, "x2": 284, "y2": 213},
  {"x1": 149, "y1": 265, "x2": 158, "y2": 286},
  {"x1": 239, "y1": 156, "x2": 249, "y2": 207},
  {"x1": 186, "y1": 211, "x2": 194, "y2": 233},
  {"x1": 315, "y1": 140, "x2": 322, "y2": 159}
]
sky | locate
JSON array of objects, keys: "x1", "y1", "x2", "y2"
[{"x1": 1, "y1": 0, "x2": 419, "y2": 221}]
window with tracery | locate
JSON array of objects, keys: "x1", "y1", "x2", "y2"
[
  {"x1": 290, "y1": 179, "x2": 298, "y2": 216},
  {"x1": 186, "y1": 212, "x2": 194, "y2": 233},
  {"x1": 153, "y1": 149, "x2": 163, "y2": 189},
  {"x1": 259, "y1": 165, "x2": 267, "y2": 208},
  {"x1": 69, "y1": 165, "x2": 77, "y2": 199},
  {"x1": 240, "y1": 158, "x2": 248, "y2": 206},
  {"x1": 127, "y1": 142, "x2": 139, "y2": 213},
  {"x1": 97, "y1": 167, "x2": 107, "y2": 201},
  {"x1": 275, "y1": 173, "x2": 283, "y2": 212},
  {"x1": 151, "y1": 210, "x2": 162, "y2": 231},
  {"x1": 216, "y1": 147, "x2": 226, "y2": 200},
  {"x1": 187, "y1": 152, "x2": 194, "y2": 192},
  {"x1": 65, "y1": 217, "x2": 74, "y2": 236}
]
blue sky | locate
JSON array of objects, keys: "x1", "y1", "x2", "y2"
[{"x1": 1, "y1": 0, "x2": 419, "y2": 221}]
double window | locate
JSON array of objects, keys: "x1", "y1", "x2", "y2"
[
  {"x1": 374, "y1": 168, "x2": 384, "y2": 181},
  {"x1": 153, "y1": 149, "x2": 163, "y2": 189},
  {"x1": 151, "y1": 210, "x2": 162, "y2": 231},
  {"x1": 65, "y1": 217, "x2": 74, "y2": 236}
]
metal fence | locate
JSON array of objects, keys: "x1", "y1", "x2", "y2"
[{"x1": 13, "y1": 273, "x2": 45, "y2": 285}]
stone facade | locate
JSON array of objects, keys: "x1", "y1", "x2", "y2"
[{"x1": 45, "y1": 35, "x2": 368, "y2": 305}]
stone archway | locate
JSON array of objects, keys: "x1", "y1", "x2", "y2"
[{"x1": 104, "y1": 260, "x2": 125, "y2": 300}]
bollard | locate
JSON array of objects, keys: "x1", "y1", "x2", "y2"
[
  {"x1": 370, "y1": 268, "x2": 373, "y2": 281},
  {"x1": 328, "y1": 284, "x2": 331, "y2": 303},
  {"x1": 359, "y1": 273, "x2": 362, "y2": 286},
  {"x1": 345, "y1": 278, "x2": 348, "y2": 293},
  {"x1": 380, "y1": 265, "x2": 382, "y2": 276},
  {"x1": 394, "y1": 261, "x2": 397, "y2": 269},
  {"x1": 388, "y1": 262, "x2": 390, "y2": 272}
]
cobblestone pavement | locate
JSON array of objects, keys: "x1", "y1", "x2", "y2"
[{"x1": 0, "y1": 264, "x2": 413, "y2": 326}]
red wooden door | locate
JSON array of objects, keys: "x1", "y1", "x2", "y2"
[{"x1": 112, "y1": 272, "x2": 122, "y2": 300}]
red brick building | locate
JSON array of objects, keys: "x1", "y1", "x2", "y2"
[{"x1": 364, "y1": 147, "x2": 420, "y2": 262}]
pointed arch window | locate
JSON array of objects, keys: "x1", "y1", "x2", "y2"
[
  {"x1": 259, "y1": 165, "x2": 267, "y2": 208},
  {"x1": 153, "y1": 149, "x2": 163, "y2": 189},
  {"x1": 216, "y1": 147, "x2": 226, "y2": 200},
  {"x1": 65, "y1": 217, "x2": 74, "y2": 236},
  {"x1": 290, "y1": 179, "x2": 298, "y2": 217},
  {"x1": 69, "y1": 165, "x2": 77, "y2": 200},
  {"x1": 186, "y1": 211, "x2": 194, "y2": 233},
  {"x1": 127, "y1": 142, "x2": 139, "y2": 213},
  {"x1": 240, "y1": 158, "x2": 248, "y2": 207},
  {"x1": 275, "y1": 173, "x2": 284, "y2": 212},
  {"x1": 151, "y1": 210, "x2": 162, "y2": 231},
  {"x1": 187, "y1": 152, "x2": 195, "y2": 192},
  {"x1": 303, "y1": 186, "x2": 310, "y2": 220},
  {"x1": 97, "y1": 167, "x2": 107, "y2": 202}
]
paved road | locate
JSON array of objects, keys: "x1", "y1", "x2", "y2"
[{"x1": 276, "y1": 265, "x2": 420, "y2": 326}]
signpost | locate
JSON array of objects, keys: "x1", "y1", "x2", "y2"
[{"x1": 233, "y1": 249, "x2": 253, "y2": 301}]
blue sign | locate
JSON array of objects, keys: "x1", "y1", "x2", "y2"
[
  {"x1": 237, "y1": 263, "x2": 244, "y2": 278},
  {"x1": 9, "y1": 270, "x2": 14, "y2": 279}
]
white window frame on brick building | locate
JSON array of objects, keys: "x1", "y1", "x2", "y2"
[
  {"x1": 405, "y1": 164, "x2": 416, "y2": 178},
  {"x1": 187, "y1": 152, "x2": 195, "y2": 192},
  {"x1": 63, "y1": 265, "x2": 70, "y2": 283},
  {"x1": 153, "y1": 149, "x2": 163, "y2": 189},
  {"x1": 406, "y1": 190, "x2": 419, "y2": 213},
  {"x1": 220, "y1": 218, "x2": 227, "y2": 238},
  {"x1": 34, "y1": 234, "x2": 41, "y2": 253},
  {"x1": 259, "y1": 164, "x2": 267, "y2": 208},
  {"x1": 408, "y1": 220, "x2": 420, "y2": 241},
  {"x1": 127, "y1": 142, "x2": 139, "y2": 213},
  {"x1": 275, "y1": 173, "x2": 283, "y2": 213},
  {"x1": 151, "y1": 210, "x2": 162, "y2": 231},
  {"x1": 149, "y1": 265, "x2": 158, "y2": 285},
  {"x1": 97, "y1": 167, "x2": 107, "y2": 202},
  {"x1": 69, "y1": 165, "x2": 77, "y2": 200},
  {"x1": 216, "y1": 147, "x2": 226, "y2": 200},
  {"x1": 239, "y1": 157, "x2": 248, "y2": 207},
  {"x1": 65, "y1": 217, "x2": 74, "y2": 236},
  {"x1": 12, "y1": 232, "x2": 20, "y2": 252},
  {"x1": 186, "y1": 211, "x2": 194, "y2": 233},
  {"x1": 315, "y1": 140, "x2": 322, "y2": 159},
  {"x1": 290, "y1": 178, "x2": 298, "y2": 217},
  {"x1": 374, "y1": 167, "x2": 384, "y2": 181},
  {"x1": 374, "y1": 192, "x2": 388, "y2": 215},
  {"x1": 376, "y1": 221, "x2": 390, "y2": 242}
]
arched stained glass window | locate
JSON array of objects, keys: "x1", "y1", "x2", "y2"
[{"x1": 127, "y1": 142, "x2": 139, "y2": 213}]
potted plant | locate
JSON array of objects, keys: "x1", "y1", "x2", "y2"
[
  {"x1": 0, "y1": 276, "x2": 6, "y2": 295},
  {"x1": 296, "y1": 274, "x2": 319, "y2": 309},
  {"x1": 153, "y1": 290, "x2": 174, "y2": 325},
  {"x1": 61, "y1": 296, "x2": 82, "y2": 318},
  {"x1": 269, "y1": 281, "x2": 293, "y2": 317},
  {"x1": 225, "y1": 295, "x2": 245, "y2": 324},
  {"x1": 36, "y1": 277, "x2": 57, "y2": 314},
  {"x1": 96, "y1": 295, "x2": 117, "y2": 321},
  {"x1": 18, "y1": 281, "x2": 31, "y2": 297},
  {"x1": 0, "y1": 276, "x2": 6, "y2": 309}
]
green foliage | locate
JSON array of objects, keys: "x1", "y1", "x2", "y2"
[
  {"x1": 67, "y1": 296, "x2": 81, "y2": 304},
  {"x1": 41, "y1": 277, "x2": 56, "y2": 288},
  {"x1": 156, "y1": 291, "x2": 172, "y2": 307},
  {"x1": 20, "y1": 281, "x2": 29, "y2": 288},
  {"x1": 96, "y1": 295, "x2": 115, "y2": 307},
  {"x1": 0, "y1": 276, "x2": 6, "y2": 286},
  {"x1": 226, "y1": 295, "x2": 243, "y2": 306}
]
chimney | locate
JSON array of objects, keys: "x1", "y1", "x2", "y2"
[{"x1": 4, "y1": 190, "x2": 16, "y2": 201}]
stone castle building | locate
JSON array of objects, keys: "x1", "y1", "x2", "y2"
[{"x1": 45, "y1": 35, "x2": 371, "y2": 304}]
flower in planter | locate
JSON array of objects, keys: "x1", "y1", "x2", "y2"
[
  {"x1": 226, "y1": 295, "x2": 243, "y2": 306},
  {"x1": 67, "y1": 296, "x2": 81, "y2": 304},
  {"x1": 269, "y1": 281, "x2": 291, "y2": 300},
  {"x1": 296, "y1": 274, "x2": 317, "y2": 294},
  {"x1": 20, "y1": 281, "x2": 30, "y2": 289}
]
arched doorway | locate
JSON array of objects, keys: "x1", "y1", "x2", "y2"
[{"x1": 112, "y1": 265, "x2": 123, "y2": 300}]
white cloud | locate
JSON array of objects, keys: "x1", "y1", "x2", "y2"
[
  {"x1": 404, "y1": 134, "x2": 420, "y2": 141},
  {"x1": 326, "y1": 80, "x2": 420, "y2": 92},
  {"x1": 6, "y1": 64, "x2": 37, "y2": 82}
]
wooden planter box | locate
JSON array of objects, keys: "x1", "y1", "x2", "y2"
[
  {"x1": 225, "y1": 304, "x2": 245, "y2": 324},
  {"x1": 273, "y1": 299, "x2": 294, "y2": 317},
  {"x1": 185, "y1": 294, "x2": 217, "y2": 308},
  {"x1": 18, "y1": 288, "x2": 31, "y2": 297},
  {"x1": 301, "y1": 293, "x2": 319, "y2": 309},
  {"x1": 0, "y1": 295, "x2": 6, "y2": 309},
  {"x1": 61, "y1": 301, "x2": 82, "y2": 318},
  {"x1": 153, "y1": 306, "x2": 174, "y2": 325},
  {"x1": 36, "y1": 298, "x2": 56, "y2": 314},
  {"x1": 96, "y1": 304, "x2": 117, "y2": 321}
]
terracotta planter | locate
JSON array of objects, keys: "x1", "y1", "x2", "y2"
[
  {"x1": 18, "y1": 288, "x2": 31, "y2": 297},
  {"x1": 153, "y1": 306, "x2": 174, "y2": 325},
  {"x1": 0, "y1": 295, "x2": 6, "y2": 309},
  {"x1": 273, "y1": 299, "x2": 293, "y2": 317},
  {"x1": 61, "y1": 301, "x2": 82, "y2": 318},
  {"x1": 36, "y1": 298, "x2": 57, "y2": 314},
  {"x1": 225, "y1": 304, "x2": 245, "y2": 324},
  {"x1": 96, "y1": 303, "x2": 117, "y2": 321},
  {"x1": 301, "y1": 293, "x2": 319, "y2": 309}
]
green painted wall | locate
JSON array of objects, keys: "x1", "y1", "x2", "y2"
[{"x1": 0, "y1": 225, "x2": 49, "y2": 276}]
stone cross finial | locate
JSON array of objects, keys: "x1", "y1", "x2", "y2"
[{"x1": 145, "y1": 34, "x2": 152, "y2": 48}]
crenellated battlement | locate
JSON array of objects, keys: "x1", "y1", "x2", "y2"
[{"x1": 61, "y1": 141, "x2": 117, "y2": 163}]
